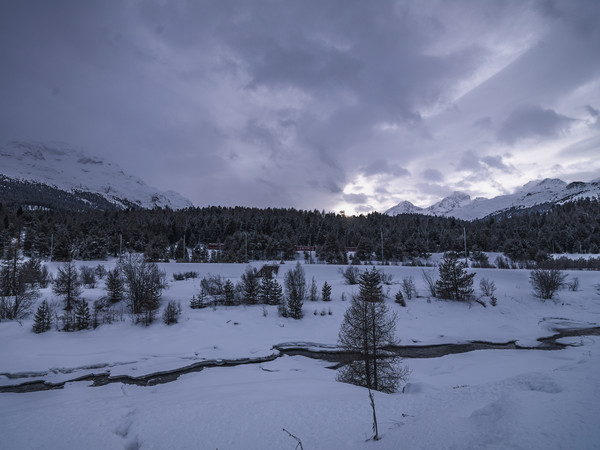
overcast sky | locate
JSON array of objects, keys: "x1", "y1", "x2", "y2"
[{"x1": 1, "y1": 0, "x2": 599, "y2": 214}]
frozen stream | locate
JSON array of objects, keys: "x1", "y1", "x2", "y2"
[{"x1": 2, "y1": 326, "x2": 598, "y2": 394}]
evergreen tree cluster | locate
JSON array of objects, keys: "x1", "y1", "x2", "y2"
[{"x1": 1, "y1": 197, "x2": 598, "y2": 264}]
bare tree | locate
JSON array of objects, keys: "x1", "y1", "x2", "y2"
[
  {"x1": 53, "y1": 262, "x2": 82, "y2": 311},
  {"x1": 401, "y1": 276, "x2": 417, "y2": 300},
  {"x1": 119, "y1": 254, "x2": 166, "y2": 325},
  {"x1": 0, "y1": 244, "x2": 38, "y2": 320},
  {"x1": 530, "y1": 268, "x2": 566, "y2": 300}
]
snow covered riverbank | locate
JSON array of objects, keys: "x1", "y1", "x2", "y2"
[{"x1": 1, "y1": 261, "x2": 599, "y2": 448}]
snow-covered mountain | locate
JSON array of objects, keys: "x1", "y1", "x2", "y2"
[
  {"x1": 0, "y1": 141, "x2": 193, "y2": 210},
  {"x1": 385, "y1": 177, "x2": 600, "y2": 220}
]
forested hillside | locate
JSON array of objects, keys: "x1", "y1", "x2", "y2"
[{"x1": 1, "y1": 197, "x2": 599, "y2": 263}]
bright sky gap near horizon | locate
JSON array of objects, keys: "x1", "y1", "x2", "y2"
[{"x1": 1, "y1": 1, "x2": 599, "y2": 215}]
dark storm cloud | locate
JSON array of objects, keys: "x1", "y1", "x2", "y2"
[
  {"x1": 421, "y1": 169, "x2": 444, "y2": 182},
  {"x1": 0, "y1": 0, "x2": 599, "y2": 213},
  {"x1": 343, "y1": 193, "x2": 369, "y2": 204},
  {"x1": 496, "y1": 106, "x2": 575, "y2": 144},
  {"x1": 362, "y1": 160, "x2": 410, "y2": 177}
]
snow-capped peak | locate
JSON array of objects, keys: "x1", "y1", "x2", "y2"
[
  {"x1": 0, "y1": 141, "x2": 193, "y2": 210},
  {"x1": 385, "y1": 177, "x2": 600, "y2": 220}
]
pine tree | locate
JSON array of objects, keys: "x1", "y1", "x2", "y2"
[
  {"x1": 272, "y1": 280, "x2": 284, "y2": 306},
  {"x1": 240, "y1": 266, "x2": 259, "y2": 304},
  {"x1": 105, "y1": 268, "x2": 124, "y2": 303},
  {"x1": 337, "y1": 267, "x2": 408, "y2": 393},
  {"x1": 32, "y1": 300, "x2": 52, "y2": 333},
  {"x1": 322, "y1": 281, "x2": 332, "y2": 302},
  {"x1": 74, "y1": 300, "x2": 91, "y2": 330},
  {"x1": 223, "y1": 280, "x2": 236, "y2": 306},
  {"x1": 435, "y1": 251, "x2": 475, "y2": 301},
  {"x1": 53, "y1": 262, "x2": 82, "y2": 311},
  {"x1": 284, "y1": 262, "x2": 305, "y2": 319}
]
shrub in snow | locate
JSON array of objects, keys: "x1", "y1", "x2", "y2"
[
  {"x1": 339, "y1": 266, "x2": 362, "y2": 285},
  {"x1": 309, "y1": 277, "x2": 319, "y2": 301},
  {"x1": 567, "y1": 277, "x2": 579, "y2": 292},
  {"x1": 470, "y1": 250, "x2": 491, "y2": 268},
  {"x1": 479, "y1": 277, "x2": 496, "y2": 297},
  {"x1": 163, "y1": 300, "x2": 181, "y2": 325},
  {"x1": 395, "y1": 290, "x2": 406, "y2": 307},
  {"x1": 94, "y1": 264, "x2": 107, "y2": 279},
  {"x1": 401, "y1": 276, "x2": 417, "y2": 300},
  {"x1": 378, "y1": 269, "x2": 393, "y2": 285},
  {"x1": 79, "y1": 266, "x2": 97, "y2": 289},
  {"x1": 422, "y1": 269, "x2": 437, "y2": 297},
  {"x1": 490, "y1": 295, "x2": 498, "y2": 307},
  {"x1": 190, "y1": 294, "x2": 207, "y2": 309},
  {"x1": 200, "y1": 273, "x2": 225, "y2": 304},
  {"x1": 529, "y1": 268, "x2": 566, "y2": 300}
]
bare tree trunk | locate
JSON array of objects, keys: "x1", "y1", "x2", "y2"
[
  {"x1": 368, "y1": 388, "x2": 379, "y2": 441},
  {"x1": 282, "y1": 428, "x2": 304, "y2": 450}
]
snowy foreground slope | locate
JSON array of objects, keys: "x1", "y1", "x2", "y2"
[
  {"x1": 0, "y1": 141, "x2": 193, "y2": 209},
  {"x1": 386, "y1": 177, "x2": 600, "y2": 220},
  {"x1": 1, "y1": 261, "x2": 599, "y2": 449}
]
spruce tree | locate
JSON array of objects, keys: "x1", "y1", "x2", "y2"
[
  {"x1": 223, "y1": 280, "x2": 236, "y2": 306},
  {"x1": 284, "y1": 262, "x2": 305, "y2": 319},
  {"x1": 240, "y1": 266, "x2": 259, "y2": 304},
  {"x1": 74, "y1": 300, "x2": 91, "y2": 330},
  {"x1": 33, "y1": 300, "x2": 52, "y2": 333},
  {"x1": 105, "y1": 268, "x2": 124, "y2": 303},
  {"x1": 322, "y1": 281, "x2": 332, "y2": 302},
  {"x1": 435, "y1": 251, "x2": 475, "y2": 301}
]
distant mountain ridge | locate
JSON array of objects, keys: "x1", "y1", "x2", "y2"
[
  {"x1": 385, "y1": 177, "x2": 600, "y2": 220},
  {"x1": 0, "y1": 141, "x2": 193, "y2": 211}
]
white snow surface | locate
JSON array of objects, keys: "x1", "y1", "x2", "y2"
[
  {"x1": 0, "y1": 141, "x2": 193, "y2": 209},
  {"x1": 1, "y1": 260, "x2": 599, "y2": 449},
  {"x1": 385, "y1": 177, "x2": 600, "y2": 220}
]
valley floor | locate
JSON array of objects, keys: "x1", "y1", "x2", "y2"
[{"x1": 1, "y1": 261, "x2": 599, "y2": 449}]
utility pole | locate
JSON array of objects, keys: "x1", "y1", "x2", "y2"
[
  {"x1": 380, "y1": 231, "x2": 384, "y2": 265},
  {"x1": 463, "y1": 227, "x2": 468, "y2": 266},
  {"x1": 245, "y1": 232, "x2": 248, "y2": 262},
  {"x1": 183, "y1": 234, "x2": 186, "y2": 261}
]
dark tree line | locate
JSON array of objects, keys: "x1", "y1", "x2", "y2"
[{"x1": 1, "y1": 197, "x2": 599, "y2": 264}]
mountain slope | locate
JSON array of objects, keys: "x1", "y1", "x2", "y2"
[
  {"x1": 386, "y1": 177, "x2": 600, "y2": 220},
  {"x1": 0, "y1": 141, "x2": 193, "y2": 210}
]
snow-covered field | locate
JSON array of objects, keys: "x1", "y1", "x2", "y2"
[{"x1": 1, "y1": 260, "x2": 599, "y2": 449}]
